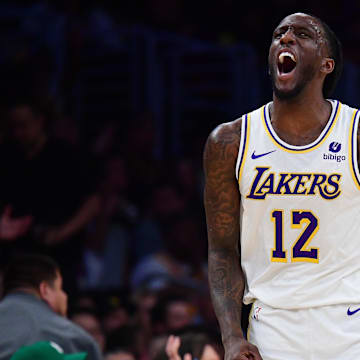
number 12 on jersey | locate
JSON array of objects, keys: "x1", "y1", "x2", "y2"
[{"x1": 271, "y1": 210, "x2": 319, "y2": 263}]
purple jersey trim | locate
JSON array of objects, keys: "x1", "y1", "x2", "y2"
[
  {"x1": 351, "y1": 109, "x2": 360, "y2": 188},
  {"x1": 263, "y1": 100, "x2": 340, "y2": 151},
  {"x1": 237, "y1": 114, "x2": 248, "y2": 180}
]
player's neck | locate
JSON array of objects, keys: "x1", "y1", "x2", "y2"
[{"x1": 269, "y1": 94, "x2": 332, "y2": 146}]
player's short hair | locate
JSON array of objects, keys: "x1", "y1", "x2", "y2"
[
  {"x1": 3, "y1": 254, "x2": 60, "y2": 296},
  {"x1": 312, "y1": 15, "x2": 343, "y2": 98}
]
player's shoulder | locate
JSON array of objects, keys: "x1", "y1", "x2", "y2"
[
  {"x1": 337, "y1": 99, "x2": 358, "y2": 110},
  {"x1": 331, "y1": 99, "x2": 359, "y2": 115},
  {"x1": 330, "y1": 100, "x2": 360, "y2": 132},
  {"x1": 206, "y1": 103, "x2": 264, "y2": 148},
  {"x1": 206, "y1": 117, "x2": 243, "y2": 149},
  {"x1": 203, "y1": 115, "x2": 246, "y2": 168}
]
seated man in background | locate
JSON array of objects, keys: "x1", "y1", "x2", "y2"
[{"x1": 0, "y1": 254, "x2": 102, "y2": 360}]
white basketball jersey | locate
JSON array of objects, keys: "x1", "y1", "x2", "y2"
[{"x1": 235, "y1": 100, "x2": 360, "y2": 309}]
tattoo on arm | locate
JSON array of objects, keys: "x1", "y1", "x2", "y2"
[{"x1": 203, "y1": 120, "x2": 245, "y2": 343}]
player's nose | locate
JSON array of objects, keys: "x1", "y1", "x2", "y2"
[{"x1": 280, "y1": 28, "x2": 296, "y2": 45}]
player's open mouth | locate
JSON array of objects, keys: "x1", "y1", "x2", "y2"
[{"x1": 277, "y1": 51, "x2": 297, "y2": 78}]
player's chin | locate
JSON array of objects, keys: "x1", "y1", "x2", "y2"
[
  {"x1": 270, "y1": 70, "x2": 297, "y2": 98},
  {"x1": 273, "y1": 84, "x2": 302, "y2": 101}
]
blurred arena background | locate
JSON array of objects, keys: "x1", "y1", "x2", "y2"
[{"x1": 0, "y1": 0, "x2": 359, "y2": 359}]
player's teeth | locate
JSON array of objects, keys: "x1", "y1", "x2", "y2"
[{"x1": 279, "y1": 52, "x2": 296, "y2": 64}]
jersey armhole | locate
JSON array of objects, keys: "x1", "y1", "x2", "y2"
[
  {"x1": 349, "y1": 109, "x2": 360, "y2": 190},
  {"x1": 235, "y1": 114, "x2": 250, "y2": 184}
]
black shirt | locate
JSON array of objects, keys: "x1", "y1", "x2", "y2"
[{"x1": 0, "y1": 138, "x2": 99, "y2": 227}]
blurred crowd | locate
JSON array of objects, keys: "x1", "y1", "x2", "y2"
[
  {"x1": 0, "y1": 0, "x2": 359, "y2": 359},
  {"x1": 0, "y1": 1, "x2": 218, "y2": 358},
  {"x1": 0, "y1": 91, "x2": 213, "y2": 358}
]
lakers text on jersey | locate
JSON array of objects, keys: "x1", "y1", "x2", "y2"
[{"x1": 235, "y1": 100, "x2": 360, "y2": 309}]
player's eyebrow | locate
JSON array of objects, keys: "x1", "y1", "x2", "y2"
[{"x1": 274, "y1": 24, "x2": 316, "y2": 35}]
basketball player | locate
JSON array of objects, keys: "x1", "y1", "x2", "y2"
[{"x1": 204, "y1": 13, "x2": 360, "y2": 360}]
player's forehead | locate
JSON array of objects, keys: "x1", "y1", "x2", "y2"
[{"x1": 275, "y1": 13, "x2": 324, "y2": 36}]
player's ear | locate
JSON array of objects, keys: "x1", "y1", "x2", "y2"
[{"x1": 321, "y1": 57, "x2": 335, "y2": 75}]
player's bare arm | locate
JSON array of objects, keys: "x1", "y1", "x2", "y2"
[{"x1": 203, "y1": 119, "x2": 262, "y2": 360}]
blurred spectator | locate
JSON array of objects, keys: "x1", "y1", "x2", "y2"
[
  {"x1": 170, "y1": 158, "x2": 204, "y2": 222},
  {"x1": 131, "y1": 215, "x2": 207, "y2": 291},
  {"x1": 69, "y1": 291, "x2": 99, "y2": 311},
  {"x1": 0, "y1": 254, "x2": 102, "y2": 360},
  {"x1": 105, "y1": 349, "x2": 136, "y2": 360},
  {"x1": 192, "y1": 292, "x2": 219, "y2": 330},
  {"x1": 0, "y1": 43, "x2": 55, "y2": 99},
  {"x1": 0, "y1": 269, "x2": 3, "y2": 299},
  {"x1": 81, "y1": 155, "x2": 137, "y2": 290},
  {"x1": 125, "y1": 112, "x2": 163, "y2": 208},
  {"x1": 106, "y1": 325, "x2": 141, "y2": 359},
  {"x1": 101, "y1": 293, "x2": 135, "y2": 334},
  {"x1": 0, "y1": 95, "x2": 101, "y2": 292},
  {"x1": 157, "y1": 330, "x2": 223, "y2": 360},
  {"x1": 70, "y1": 308, "x2": 106, "y2": 353},
  {"x1": 92, "y1": 121, "x2": 121, "y2": 157},
  {"x1": 148, "y1": 335, "x2": 168, "y2": 360},
  {"x1": 52, "y1": 113, "x2": 79, "y2": 145},
  {"x1": 132, "y1": 287, "x2": 159, "y2": 350},
  {"x1": 151, "y1": 293, "x2": 198, "y2": 337},
  {"x1": 132, "y1": 183, "x2": 186, "y2": 267}
]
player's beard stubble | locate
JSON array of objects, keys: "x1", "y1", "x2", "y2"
[{"x1": 268, "y1": 62, "x2": 317, "y2": 101}]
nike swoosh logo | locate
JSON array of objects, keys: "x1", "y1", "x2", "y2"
[
  {"x1": 251, "y1": 150, "x2": 276, "y2": 160},
  {"x1": 347, "y1": 307, "x2": 360, "y2": 316}
]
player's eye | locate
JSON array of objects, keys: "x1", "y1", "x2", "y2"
[
  {"x1": 273, "y1": 31, "x2": 283, "y2": 39},
  {"x1": 298, "y1": 31, "x2": 310, "y2": 38}
]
